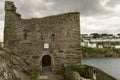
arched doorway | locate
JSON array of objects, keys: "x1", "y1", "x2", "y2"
[
  {"x1": 40, "y1": 54, "x2": 55, "y2": 71},
  {"x1": 42, "y1": 55, "x2": 51, "y2": 67}
]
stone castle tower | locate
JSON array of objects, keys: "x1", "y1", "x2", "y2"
[{"x1": 4, "y1": 1, "x2": 81, "y2": 71}]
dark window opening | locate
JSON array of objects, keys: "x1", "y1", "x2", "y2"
[
  {"x1": 42, "y1": 55, "x2": 51, "y2": 67},
  {"x1": 51, "y1": 34, "x2": 55, "y2": 41},
  {"x1": 41, "y1": 35, "x2": 43, "y2": 40},
  {"x1": 93, "y1": 69, "x2": 96, "y2": 74},
  {"x1": 52, "y1": 34, "x2": 55, "y2": 36},
  {"x1": 41, "y1": 33, "x2": 43, "y2": 40},
  {"x1": 24, "y1": 33, "x2": 27, "y2": 39}
]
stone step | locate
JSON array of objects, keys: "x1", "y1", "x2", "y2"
[
  {"x1": 39, "y1": 76, "x2": 48, "y2": 80},
  {"x1": 41, "y1": 71, "x2": 61, "y2": 80},
  {"x1": 42, "y1": 66, "x2": 51, "y2": 72}
]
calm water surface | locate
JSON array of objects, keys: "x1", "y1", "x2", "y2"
[{"x1": 81, "y1": 58, "x2": 120, "y2": 80}]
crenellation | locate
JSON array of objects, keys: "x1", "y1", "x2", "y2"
[{"x1": 5, "y1": 1, "x2": 16, "y2": 11}]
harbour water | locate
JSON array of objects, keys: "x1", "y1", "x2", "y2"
[{"x1": 81, "y1": 58, "x2": 120, "y2": 80}]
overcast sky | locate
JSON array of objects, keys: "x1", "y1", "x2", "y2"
[{"x1": 0, "y1": 0, "x2": 120, "y2": 41}]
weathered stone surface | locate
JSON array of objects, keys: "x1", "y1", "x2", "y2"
[
  {"x1": 65, "y1": 70, "x2": 81, "y2": 80},
  {"x1": 71, "y1": 71, "x2": 81, "y2": 80}
]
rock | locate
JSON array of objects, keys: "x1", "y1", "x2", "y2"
[{"x1": 0, "y1": 49, "x2": 16, "y2": 80}]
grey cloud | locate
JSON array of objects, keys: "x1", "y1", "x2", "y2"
[
  {"x1": 0, "y1": 0, "x2": 5, "y2": 20},
  {"x1": 0, "y1": 0, "x2": 4, "y2": 12},
  {"x1": 83, "y1": 22, "x2": 120, "y2": 34},
  {"x1": 0, "y1": 15, "x2": 4, "y2": 21},
  {"x1": 0, "y1": 0, "x2": 115, "y2": 19},
  {"x1": 14, "y1": 0, "x2": 51, "y2": 18},
  {"x1": 12, "y1": 0, "x2": 110, "y2": 18},
  {"x1": 106, "y1": 0, "x2": 120, "y2": 7},
  {"x1": 45, "y1": 0, "x2": 109, "y2": 16}
]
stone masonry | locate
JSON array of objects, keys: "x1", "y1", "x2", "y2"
[{"x1": 4, "y1": 1, "x2": 81, "y2": 74}]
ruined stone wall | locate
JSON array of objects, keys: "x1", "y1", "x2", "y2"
[{"x1": 4, "y1": 1, "x2": 81, "y2": 72}]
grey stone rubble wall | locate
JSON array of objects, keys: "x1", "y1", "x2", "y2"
[
  {"x1": 65, "y1": 70, "x2": 82, "y2": 80},
  {"x1": 71, "y1": 71, "x2": 91, "y2": 80},
  {"x1": 71, "y1": 71, "x2": 81, "y2": 80},
  {"x1": 65, "y1": 65, "x2": 117, "y2": 80},
  {"x1": 64, "y1": 68, "x2": 77, "y2": 80}
]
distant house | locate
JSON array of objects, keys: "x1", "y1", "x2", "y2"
[
  {"x1": 115, "y1": 45, "x2": 120, "y2": 49},
  {"x1": 88, "y1": 43, "x2": 97, "y2": 48},
  {"x1": 81, "y1": 38, "x2": 120, "y2": 49},
  {"x1": 81, "y1": 33, "x2": 120, "y2": 49},
  {"x1": 81, "y1": 39, "x2": 89, "y2": 46},
  {"x1": 97, "y1": 45, "x2": 103, "y2": 48},
  {"x1": 81, "y1": 39, "x2": 97, "y2": 48}
]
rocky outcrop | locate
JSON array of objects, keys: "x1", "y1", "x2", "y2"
[
  {"x1": 0, "y1": 49, "x2": 16, "y2": 80},
  {"x1": 71, "y1": 71, "x2": 81, "y2": 80}
]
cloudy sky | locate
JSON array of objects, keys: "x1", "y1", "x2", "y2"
[{"x1": 0, "y1": 0, "x2": 120, "y2": 41}]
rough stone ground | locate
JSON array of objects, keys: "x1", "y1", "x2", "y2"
[
  {"x1": 80, "y1": 77, "x2": 91, "y2": 80},
  {"x1": 40, "y1": 66, "x2": 62, "y2": 80},
  {"x1": 42, "y1": 71, "x2": 61, "y2": 80}
]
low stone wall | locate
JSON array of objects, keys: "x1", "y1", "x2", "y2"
[
  {"x1": 80, "y1": 65, "x2": 117, "y2": 80},
  {"x1": 64, "y1": 65, "x2": 117, "y2": 80},
  {"x1": 70, "y1": 71, "x2": 81, "y2": 80},
  {"x1": 65, "y1": 70, "x2": 91, "y2": 80}
]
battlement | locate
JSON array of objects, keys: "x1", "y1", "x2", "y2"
[{"x1": 5, "y1": 1, "x2": 16, "y2": 11}]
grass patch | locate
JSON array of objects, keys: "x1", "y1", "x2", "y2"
[
  {"x1": 29, "y1": 72, "x2": 39, "y2": 80},
  {"x1": 69, "y1": 65, "x2": 90, "y2": 78},
  {"x1": 55, "y1": 68, "x2": 65, "y2": 75}
]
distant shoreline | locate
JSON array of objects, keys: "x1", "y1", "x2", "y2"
[{"x1": 81, "y1": 54, "x2": 120, "y2": 58}]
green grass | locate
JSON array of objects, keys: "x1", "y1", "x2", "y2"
[
  {"x1": 55, "y1": 68, "x2": 65, "y2": 75},
  {"x1": 29, "y1": 72, "x2": 39, "y2": 80}
]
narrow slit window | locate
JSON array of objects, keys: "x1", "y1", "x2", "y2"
[
  {"x1": 41, "y1": 33, "x2": 43, "y2": 40},
  {"x1": 24, "y1": 33, "x2": 27, "y2": 39},
  {"x1": 51, "y1": 34, "x2": 55, "y2": 41}
]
